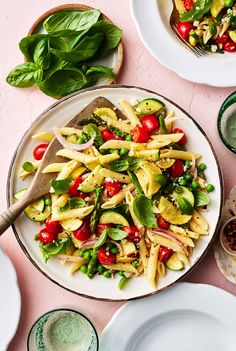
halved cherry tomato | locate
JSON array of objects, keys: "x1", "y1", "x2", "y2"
[
  {"x1": 215, "y1": 33, "x2": 229, "y2": 44},
  {"x1": 141, "y1": 115, "x2": 159, "y2": 133},
  {"x1": 38, "y1": 228, "x2": 57, "y2": 244},
  {"x1": 96, "y1": 223, "x2": 113, "y2": 236},
  {"x1": 131, "y1": 126, "x2": 150, "y2": 143},
  {"x1": 158, "y1": 246, "x2": 173, "y2": 263},
  {"x1": 121, "y1": 226, "x2": 142, "y2": 243},
  {"x1": 170, "y1": 159, "x2": 184, "y2": 178},
  {"x1": 104, "y1": 181, "x2": 122, "y2": 197},
  {"x1": 68, "y1": 176, "x2": 84, "y2": 198},
  {"x1": 73, "y1": 218, "x2": 91, "y2": 241},
  {"x1": 102, "y1": 128, "x2": 124, "y2": 141},
  {"x1": 157, "y1": 216, "x2": 170, "y2": 230},
  {"x1": 45, "y1": 216, "x2": 63, "y2": 235},
  {"x1": 183, "y1": 0, "x2": 194, "y2": 11},
  {"x1": 172, "y1": 128, "x2": 187, "y2": 146},
  {"x1": 97, "y1": 247, "x2": 116, "y2": 265},
  {"x1": 33, "y1": 144, "x2": 48, "y2": 160},
  {"x1": 223, "y1": 40, "x2": 236, "y2": 52},
  {"x1": 176, "y1": 22, "x2": 193, "y2": 41}
]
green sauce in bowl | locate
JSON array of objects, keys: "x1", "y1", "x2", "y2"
[
  {"x1": 218, "y1": 92, "x2": 236, "y2": 154},
  {"x1": 27, "y1": 309, "x2": 98, "y2": 351}
]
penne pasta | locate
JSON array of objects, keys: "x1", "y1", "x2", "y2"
[
  {"x1": 148, "y1": 231, "x2": 185, "y2": 253},
  {"x1": 101, "y1": 184, "x2": 135, "y2": 209},
  {"x1": 58, "y1": 127, "x2": 83, "y2": 137},
  {"x1": 99, "y1": 115, "x2": 132, "y2": 133},
  {"x1": 104, "y1": 263, "x2": 138, "y2": 274},
  {"x1": 51, "y1": 206, "x2": 94, "y2": 221},
  {"x1": 32, "y1": 131, "x2": 54, "y2": 142},
  {"x1": 52, "y1": 194, "x2": 69, "y2": 209},
  {"x1": 151, "y1": 133, "x2": 184, "y2": 142},
  {"x1": 157, "y1": 261, "x2": 165, "y2": 277},
  {"x1": 147, "y1": 139, "x2": 172, "y2": 149},
  {"x1": 54, "y1": 160, "x2": 79, "y2": 181},
  {"x1": 147, "y1": 243, "x2": 159, "y2": 288},
  {"x1": 139, "y1": 237, "x2": 149, "y2": 274},
  {"x1": 100, "y1": 140, "x2": 146, "y2": 151},
  {"x1": 100, "y1": 168, "x2": 130, "y2": 183},
  {"x1": 70, "y1": 166, "x2": 87, "y2": 179},
  {"x1": 98, "y1": 153, "x2": 120, "y2": 166},
  {"x1": 42, "y1": 163, "x2": 69, "y2": 173},
  {"x1": 119, "y1": 99, "x2": 141, "y2": 127},
  {"x1": 56, "y1": 148, "x2": 98, "y2": 164},
  {"x1": 160, "y1": 149, "x2": 201, "y2": 160}
]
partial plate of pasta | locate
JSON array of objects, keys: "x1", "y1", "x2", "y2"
[{"x1": 7, "y1": 85, "x2": 223, "y2": 301}]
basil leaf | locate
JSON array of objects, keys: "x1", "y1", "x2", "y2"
[
  {"x1": 94, "y1": 229, "x2": 107, "y2": 249},
  {"x1": 209, "y1": 22, "x2": 217, "y2": 36},
  {"x1": 83, "y1": 123, "x2": 103, "y2": 147},
  {"x1": 180, "y1": 0, "x2": 213, "y2": 22},
  {"x1": 110, "y1": 159, "x2": 129, "y2": 172},
  {"x1": 194, "y1": 191, "x2": 210, "y2": 207},
  {"x1": 39, "y1": 237, "x2": 71, "y2": 263},
  {"x1": 127, "y1": 170, "x2": 144, "y2": 196},
  {"x1": 19, "y1": 34, "x2": 49, "y2": 60},
  {"x1": 6, "y1": 63, "x2": 43, "y2": 88},
  {"x1": 68, "y1": 197, "x2": 86, "y2": 209},
  {"x1": 33, "y1": 38, "x2": 50, "y2": 69},
  {"x1": 86, "y1": 65, "x2": 115, "y2": 81},
  {"x1": 51, "y1": 177, "x2": 72, "y2": 195},
  {"x1": 88, "y1": 20, "x2": 122, "y2": 57},
  {"x1": 43, "y1": 9, "x2": 101, "y2": 32},
  {"x1": 107, "y1": 228, "x2": 127, "y2": 241},
  {"x1": 22, "y1": 162, "x2": 36, "y2": 172},
  {"x1": 38, "y1": 67, "x2": 86, "y2": 98},
  {"x1": 50, "y1": 32, "x2": 104, "y2": 64},
  {"x1": 133, "y1": 195, "x2": 157, "y2": 228},
  {"x1": 127, "y1": 157, "x2": 142, "y2": 170}
]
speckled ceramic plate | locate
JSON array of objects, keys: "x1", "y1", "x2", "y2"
[
  {"x1": 131, "y1": 0, "x2": 236, "y2": 87},
  {"x1": 0, "y1": 247, "x2": 21, "y2": 351},
  {"x1": 214, "y1": 186, "x2": 236, "y2": 284},
  {"x1": 26, "y1": 4, "x2": 123, "y2": 90},
  {"x1": 7, "y1": 85, "x2": 223, "y2": 301},
  {"x1": 100, "y1": 283, "x2": 236, "y2": 351}
]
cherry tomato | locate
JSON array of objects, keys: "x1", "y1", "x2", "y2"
[
  {"x1": 172, "y1": 128, "x2": 187, "y2": 146},
  {"x1": 141, "y1": 115, "x2": 159, "y2": 133},
  {"x1": 33, "y1": 144, "x2": 48, "y2": 160},
  {"x1": 104, "y1": 181, "x2": 122, "y2": 197},
  {"x1": 73, "y1": 218, "x2": 91, "y2": 241},
  {"x1": 223, "y1": 40, "x2": 236, "y2": 52},
  {"x1": 183, "y1": 0, "x2": 194, "y2": 11},
  {"x1": 38, "y1": 228, "x2": 57, "y2": 245},
  {"x1": 158, "y1": 246, "x2": 173, "y2": 263},
  {"x1": 215, "y1": 33, "x2": 229, "y2": 44},
  {"x1": 131, "y1": 126, "x2": 150, "y2": 143},
  {"x1": 170, "y1": 159, "x2": 184, "y2": 178},
  {"x1": 102, "y1": 128, "x2": 124, "y2": 141},
  {"x1": 157, "y1": 216, "x2": 170, "y2": 230},
  {"x1": 176, "y1": 22, "x2": 193, "y2": 41},
  {"x1": 45, "y1": 216, "x2": 63, "y2": 235},
  {"x1": 122, "y1": 226, "x2": 142, "y2": 243},
  {"x1": 68, "y1": 176, "x2": 83, "y2": 197},
  {"x1": 96, "y1": 223, "x2": 113, "y2": 236},
  {"x1": 97, "y1": 247, "x2": 116, "y2": 265}
]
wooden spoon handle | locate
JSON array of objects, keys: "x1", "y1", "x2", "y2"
[{"x1": 0, "y1": 197, "x2": 30, "y2": 236}]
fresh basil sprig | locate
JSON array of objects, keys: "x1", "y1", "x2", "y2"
[
  {"x1": 39, "y1": 236, "x2": 72, "y2": 263},
  {"x1": 22, "y1": 161, "x2": 36, "y2": 172},
  {"x1": 94, "y1": 228, "x2": 128, "y2": 249},
  {"x1": 133, "y1": 195, "x2": 157, "y2": 228},
  {"x1": 110, "y1": 157, "x2": 142, "y2": 172},
  {"x1": 51, "y1": 177, "x2": 72, "y2": 195},
  {"x1": 59, "y1": 197, "x2": 86, "y2": 211}
]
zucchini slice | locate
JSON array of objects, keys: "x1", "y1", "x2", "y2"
[
  {"x1": 135, "y1": 98, "x2": 164, "y2": 115},
  {"x1": 24, "y1": 199, "x2": 51, "y2": 222},
  {"x1": 165, "y1": 252, "x2": 185, "y2": 271},
  {"x1": 99, "y1": 211, "x2": 129, "y2": 226},
  {"x1": 14, "y1": 188, "x2": 27, "y2": 200}
]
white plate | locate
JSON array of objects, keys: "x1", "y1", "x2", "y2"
[
  {"x1": 130, "y1": 0, "x2": 236, "y2": 87},
  {"x1": 100, "y1": 283, "x2": 236, "y2": 351},
  {"x1": 0, "y1": 247, "x2": 21, "y2": 351},
  {"x1": 8, "y1": 85, "x2": 223, "y2": 301}
]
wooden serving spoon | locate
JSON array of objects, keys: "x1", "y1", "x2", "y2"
[{"x1": 0, "y1": 97, "x2": 125, "y2": 236}]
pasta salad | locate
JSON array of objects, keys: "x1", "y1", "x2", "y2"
[
  {"x1": 175, "y1": 0, "x2": 236, "y2": 53},
  {"x1": 15, "y1": 97, "x2": 215, "y2": 290}
]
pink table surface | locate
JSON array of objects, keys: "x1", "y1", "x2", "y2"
[{"x1": 0, "y1": 0, "x2": 236, "y2": 350}]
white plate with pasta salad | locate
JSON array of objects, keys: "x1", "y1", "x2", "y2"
[
  {"x1": 8, "y1": 85, "x2": 223, "y2": 300},
  {"x1": 131, "y1": 0, "x2": 236, "y2": 87}
]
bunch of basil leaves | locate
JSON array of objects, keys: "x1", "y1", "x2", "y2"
[{"x1": 6, "y1": 9, "x2": 122, "y2": 98}]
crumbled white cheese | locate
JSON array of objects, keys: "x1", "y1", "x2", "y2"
[
  {"x1": 227, "y1": 8, "x2": 233, "y2": 14},
  {"x1": 105, "y1": 177, "x2": 114, "y2": 182},
  {"x1": 193, "y1": 21, "x2": 199, "y2": 27},
  {"x1": 136, "y1": 107, "x2": 142, "y2": 113},
  {"x1": 129, "y1": 98, "x2": 138, "y2": 106},
  {"x1": 222, "y1": 17, "x2": 230, "y2": 23},
  {"x1": 211, "y1": 45, "x2": 218, "y2": 53}
]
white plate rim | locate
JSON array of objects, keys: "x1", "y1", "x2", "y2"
[
  {"x1": 100, "y1": 282, "x2": 236, "y2": 350},
  {"x1": 0, "y1": 247, "x2": 21, "y2": 350},
  {"x1": 130, "y1": 0, "x2": 236, "y2": 87},
  {"x1": 7, "y1": 84, "x2": 223, "y2": 301}
]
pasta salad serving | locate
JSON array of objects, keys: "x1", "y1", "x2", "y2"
[
  {"x1": 15, "y1": 97, "x2": 215, "y2": 290},
  {"x1": 175, "y1": 0, "x2": 236, "y2": 53}
]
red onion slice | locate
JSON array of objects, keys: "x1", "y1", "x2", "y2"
[
  {"x1": 80, "y1": 239, "x2": 98, "y2": 249},
  {"x1": 151, "y1": 228, "x2": 188, "y2": 255},
  {"x1": 53, "y1": 127, "x2": 94, "y2": 151}
]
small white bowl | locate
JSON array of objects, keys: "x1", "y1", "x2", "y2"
[{"x1": 220, "y1": 217, "x2": 236, "y2": 257}]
